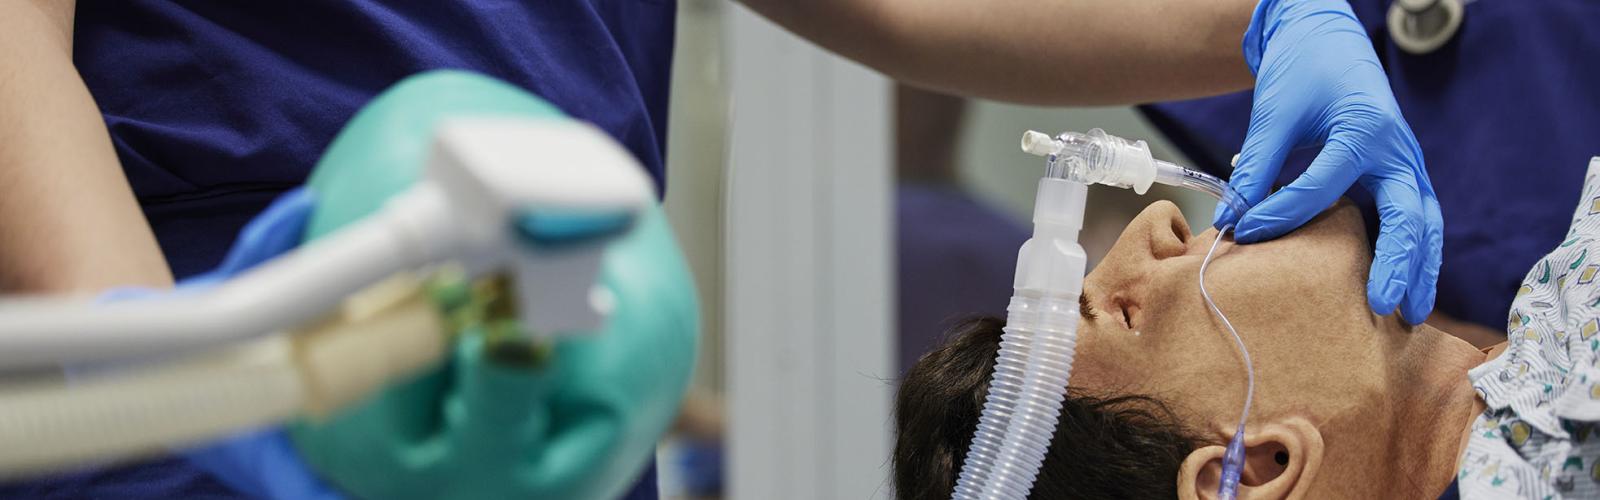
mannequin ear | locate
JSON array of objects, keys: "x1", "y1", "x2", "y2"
[{"x1": 1176, "y1": 418, "x2": 1324, "y2": 500}]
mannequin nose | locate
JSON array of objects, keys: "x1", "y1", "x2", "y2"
[{"x1": 1137, "y1": 200, "x2": 1192, "y2": 261}]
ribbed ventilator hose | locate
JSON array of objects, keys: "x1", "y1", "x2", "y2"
[{"x1": 952, "y1": 291, "x2": 1080, "y2": 500}]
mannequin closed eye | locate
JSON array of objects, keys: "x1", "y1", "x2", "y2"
[
  {"x1": 1113, "y1": 297, "x2": 1136, "y2": 329},
  {"x1": 1079, "y1": 294, "x2": 1134, "y2": 329}
]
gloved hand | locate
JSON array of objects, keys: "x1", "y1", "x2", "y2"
[
  {"x1": 99, "y1": 187, "x2": 344, "y2": 500},
  {"x1": 1215, "y1": 0, "x2": 1442, "y2": 324},
  {"x1": 179, "y1": 187, "x2": 345, "y2": 500}
]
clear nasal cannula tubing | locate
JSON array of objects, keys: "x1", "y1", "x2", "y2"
[
  {"x1": 1201, "y1": 223, "x2": 1252, "y2": 500},
  {"x1": 953, "y1": 129, "x2": 1254, "y2": 500}
]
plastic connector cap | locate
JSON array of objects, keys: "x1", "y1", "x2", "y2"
[{"x1": 1020, "y1": 130, "x2": 1061, "y2": 157}]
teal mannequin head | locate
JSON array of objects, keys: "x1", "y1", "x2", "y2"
[{"x1": 287, "y1": 70, "x2": 699, "y2": 500}]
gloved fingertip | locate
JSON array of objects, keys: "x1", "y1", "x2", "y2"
[
  {"x1": 1400, "y1": 270, "x2": 1439, "y2": 325},
  {"x1": 1213, "y1": 202, "x2": 1238, "y2": 230},
  {"x1": 1234, "y1": 223, "x2": 1266, "y2": 243},
  {"x1": 1367, "y1": 292, "x2": 1399, "y2": 318},
  {"x1": 1366, "y1": 266, "x2": 1407, "y2": 317},
  {"x1": 1233, "y1": 215, "x2": 1282, "y2": 243},
  {"x1": 265, "y1": 187, "x2": 318, "y2": 221},
  {"x1": 1400, "y1": 291, "x2": 1436, "y2": 326}
]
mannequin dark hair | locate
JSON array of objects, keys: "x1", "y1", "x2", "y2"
[{"x1": 893, "y1": 316, "x2": 1206, "y2": 499}]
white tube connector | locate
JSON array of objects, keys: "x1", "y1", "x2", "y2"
[
  {"x1": 1021, "y1": 128, "x2": 1158, "y2": 194},
  {"x1": 1022, "y1": 129, "x2": 1251, "y2": 216},
  {"x1": 1020, "y1": 130, "x2": 1062, "y2": 157},
  {"x1": 1018, "y1": 179, "x2": 1088, "y2": 292}
]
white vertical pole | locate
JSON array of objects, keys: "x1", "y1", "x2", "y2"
[
  {"x1": 665, "y1": 0, "x2": 730, "y2": 394},
  {"x1": 724, "y1": 4, "x2": 894, "y2": 500}
]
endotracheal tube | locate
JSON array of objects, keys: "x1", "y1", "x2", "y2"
[{"x1": 951, "y1": 129, "x2": 1253, "y2": 500}]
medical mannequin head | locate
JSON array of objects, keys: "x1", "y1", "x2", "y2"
[
  {"x1": 895, "y1": 201, "x2": 1482, "y2": 499},
  {"x1": 285, "y1": 71, "x2": 699, "y2": 500}
]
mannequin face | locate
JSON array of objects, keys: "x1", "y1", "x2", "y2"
[
  {"x1": 1070, "y1": 199, "x2": 1380, "y2": 412},
  {"x1": 895, "y1": 199, "x2": 1477, "y2": 499}
]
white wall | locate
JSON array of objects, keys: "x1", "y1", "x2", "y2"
[
  {"x1": 723, "y1": 4, "x2": 895, "y2": 499},
  {"x1": 665, "y1": 0, "x2": 730, "y2": 394}
]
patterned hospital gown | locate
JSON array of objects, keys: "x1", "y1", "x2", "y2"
[{"x1": 1459, "y1": 158, "x2": 1600, "y2": 499}]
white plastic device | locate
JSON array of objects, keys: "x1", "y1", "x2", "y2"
[
  {"x1": 0, "y1": 118, "x2": 655, "y2": 475},
  {"x1": 953, "y1": 142, "x2": 1089, "y2": 500},
  {"x1": 0, "y1": 118, "x2": 654, "y2": 369}
]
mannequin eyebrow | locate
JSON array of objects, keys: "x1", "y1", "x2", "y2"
[{"x1": 1079, "y1": 294, "x2": 1097, "y2": 320}]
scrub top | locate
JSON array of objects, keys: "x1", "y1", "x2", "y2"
[
  {"x1": 1, "y1": 1, "x2": 676, "y2": 497},
  {"x1": 75, "y1": 0, "x2": 676, "y2": 279},
  {"x1": 896, "y1": 184, "x2": 1029, "y2": 373},
  {"x1": 1142, "y1": 0, "x2": 1600, "y2": 330}
]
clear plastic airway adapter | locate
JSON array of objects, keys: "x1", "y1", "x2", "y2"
[
  {"x1": 952, "y1": 129, "x2": 1252, "y2": 500},
  {"x1": 1021, "y1": 129, "x2": 1249, "y2": 215}
]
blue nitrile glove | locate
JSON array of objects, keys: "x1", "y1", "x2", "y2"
[
  {"x1": 1216, "y1": 0, "x2": 1442, "y2": 324},
  {"x1": 100, "y1": 188, "x2": 344, "y2": 500}
]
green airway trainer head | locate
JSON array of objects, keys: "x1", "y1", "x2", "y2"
[{"x1": 289, "y1": 69, "x2": 699, "y2": 500}]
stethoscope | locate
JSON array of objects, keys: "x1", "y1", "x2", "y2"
[{"x1": 1388, "y1": 0, "x2": 1465, "y2": 54}]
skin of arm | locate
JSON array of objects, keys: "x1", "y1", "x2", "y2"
[
  {"x1": 737, "y1": 0, "x2": 1257, "y2": 106},
  {"x1": 0, "y1": 0, "x2": 173, "y2": 292}
]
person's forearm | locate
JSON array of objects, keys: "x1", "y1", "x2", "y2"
[
  {"x1": 0, "y1": 1, "x2": 173, "y2": 292},
  {"x1": 738, "y1": 0, "x2": 1257, "y2": 106}
]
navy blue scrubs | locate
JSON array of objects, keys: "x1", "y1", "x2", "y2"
[
  {"x1": 1, "y1": 1, "x2": 676, "y2": 497},
  {"x1": 1142, "y1": 0, "x2": 1600, "y2": 331}
]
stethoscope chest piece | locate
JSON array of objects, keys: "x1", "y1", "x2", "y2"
[{"x1": 1389, "y1": 0, "x2": 1465, "y2": 55}]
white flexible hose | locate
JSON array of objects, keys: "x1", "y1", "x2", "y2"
[
  {"x1": 953, "y1": 292, "x2": 1080, "y2": 500},
  {"x1": 953, "y1": 176, "x2": 1087, "y2": 500},
  {"x1": 0, "y1": 279, "x2": 448, "y2": 478},
  {"x1": 0, "y1": 338, "x2": 304, "y2": 478},
  {"x1": 0, "y1": 186, "x2": 455, "y2": 370}
]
